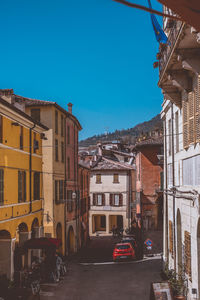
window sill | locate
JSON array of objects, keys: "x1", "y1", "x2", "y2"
[
  {"x1": 113, "y1": 182, "x2": 119, "y2": 184},
  {"x1": 96, "y1": 182, "x2": 102, "y2": 184}
]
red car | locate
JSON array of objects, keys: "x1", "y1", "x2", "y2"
[{"x1": 113, "y1": 243, "x2": 135, "y2": 261}]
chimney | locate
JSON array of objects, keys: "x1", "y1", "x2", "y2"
[
  {"x1": 68, "y1": 102, "x2": 73, "y2": 114},
  {"x1": 0, "y1": 89, "x2": 14, "y2": 104}
]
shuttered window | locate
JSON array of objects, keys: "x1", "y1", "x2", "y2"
[
  {"x1": 55, "y1": 111, "x2": 58, "y2": 134},
  {"x1": 93, "y1": 193, "x2": 105, "y2": 206},
  {"x1": 188, "y1": 92, "x2": 195, "y2": 144},
  {"x1": 34, "y1": 172, "x2": 40, "y2": 200},
  {"x1": 55, "y1": 180, "x2": 59, "y2": 203},
  {"x1": 0, "y1": 169, "x2": 4, "y2": 205},
  {"x1": 0, "y1": 115, "x2": 3, "y2": 143},
  {"x1": 96, "y1": 174, "x2": 101, "y2": 184},
  {"x1": 55, "y1": 139, "x2": 58, "y2": 161},
  {"x1": 67, "y1": 190, "x2": 73, "y2": 212},
  {"x1": 61, "y1": 142, "x2": 64, "y2": 163},
  {"x1": 61, "y1": 115, "x2": 64, "y2": 137},
  {"x1": 110, "y1": 193, "x2": 123, "y2": 206},
  {"x1": 59, "y1": 180, "x2": 64, "y2": 202},
  {"x1": 20, "y1": 126, "x2": 23, "y2": 150},
  {"x1": 113, "y1": 174, "x2": 119, "y2": 183},
  {"x1": 18, "y1": 171, "x2": 26, "y2": 202},
  {"x1": 194, "y1": 76, "x2": 200, "y2": 142},
  {"x1": 184, "y1": 231, "x2": 192, "y2": 281},
  {"x1": 31, "y1": 109, "x2": 40, "y2": 122},
  {"x1": 183, "y1": 95, "x2": 189, "y2": 148},
  {"x1": 183, "y1": 154, "x2": 200, "y2": 186}
]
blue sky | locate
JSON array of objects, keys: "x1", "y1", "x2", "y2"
[{"x1": 1, "y1": 0, "x2": 163, "y2": 140}]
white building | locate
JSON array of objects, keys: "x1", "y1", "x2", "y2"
[
  {"x1": 159, "y1": 10, "x2": 200, "y2": 300},
  {"x1": 89, "y1": 157, "x2": 135, "y2": 236}
]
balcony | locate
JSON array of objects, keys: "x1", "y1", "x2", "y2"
[{"x1": 159, "y1": 20, "x2": 184, "y2": 81}]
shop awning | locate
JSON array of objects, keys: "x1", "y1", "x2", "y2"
[{"x1": 23, "y1": 238, "x2": 62, "y2": 250}]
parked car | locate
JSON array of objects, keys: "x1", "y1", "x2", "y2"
[
  {"x1": 121, "y1": 236, "x2": 143, "y2": 260},
  {"x1": 121, "y1": 236, "x2": 137, "y2": 249},
  {"x1": 113, "y1": 243, "x2": 135, "y2": 261}
]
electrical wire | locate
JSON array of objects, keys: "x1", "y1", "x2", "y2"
[{"x1": 112, "y1": 0, "x2": 181, "y2": 20}]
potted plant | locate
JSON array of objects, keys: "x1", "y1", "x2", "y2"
[{"x1": 163, "y1": 265, "x2": 187, "y2": 300}]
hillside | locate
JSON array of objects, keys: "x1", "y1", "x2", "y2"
[{"x1": 79, "y1": 114, "x2": 162, "y2": 147}]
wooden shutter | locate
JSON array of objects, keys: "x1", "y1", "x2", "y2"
[
  {"x1": 102, "y1": 194, "x2": 105, "y2": 206},
  {"x1": 110, "y1": 194, "x2": 113, "y2": 206},
  {"x1": 18, "y1": 171, "x2": 22, "y2": 202},
  {"x1": 184, "y1": 231, "x2": 192, "y2": 281},
  {"x1": 119, "y1": 194, "x2": 123, "y2": 206},
  {"x1": 0, "y1": 169, "x2": 4, "y2": 205},
  {"x1": 23, "y1": 171, "x2": 26, "y2": 201},
  {"x1": 195, "y1": 76, "x2": 200, "y2": 142},
  {"x1": 93, "y1": 193, "x2": 96, "y2": 205},
  {"x1": 188, "y1": 91, "x2": 195, "y2": 144},
  {"x1": 183, "y1": 96, "x2": 189, "y2": 148}
]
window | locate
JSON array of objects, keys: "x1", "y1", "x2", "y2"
[
  {"x1": 31, "y1": 109, "x2": 40, "y2": 122},
  {"x1": 55, "y1": 180, "x2": 59, "y2": 203},
  {"x1": 168, "y1": 119, "x2": 172, "y2": 156},
  {"x1": 184, "y1": 231, "x2": 192, "y2": 280},
  {"x1": 61, "y1": 142, "x2": 64, "y2": 163},
  {"x1": 0, "y1": 115, "x2": 2, "y2": 143},
  {"x1": 183, "y1": 155, "x2": 200, "y2": 186},
  {"x1": 18, "y1": 171, "x2": 26, "y2": 202},
  {"x1": 160, "y1": 171, "x2": 164, "y2": 191},
  {"x1": 59, "y1": 180, "x2": 64, "y2": 202},
  {"x1": 67, "y1": 190, "x2": 73, "y2": 212},
  {"x1": 67, "y1": 157, "x2": 70, "y2": 179},
  {"x1": 175, "y1": 112, "x2": 179, "y2": 153},
  {"x1": 55, "y1": 110, "x2": 58, "y2": 134},
  {"x1": 97, "y1": 194, "x2": 102, "y2": 206},
  {"x1": 114, "y1": 194, "x2": 119, "y2": 206},
  {"x1": 96, "y1": 174, "x2": 101, "y2": 184},
  {"x1": 113, "y1": 174, "x2": 119, "y2": 183},
  {"x1": 33, "y1": 172, "x2": 40, "y2": 200},
  {"x1": 33, "y1": 132, "x2": 39, "y2": 153},
  {"x1": 110, "y1": 193, "x2": 123, "y2": 206},
  {"x1": 55, "y1": 139, "x2": 58, "y2": 161},
  {"x1": 93, "y1": 193, "x2": 105, "y2": 206},
  {"x1": 20, "y1": 126, "x2": 23, "y2": 150},
  {"x1": 61, "y1": 115, "x2": 64, "y2": 137},
  {"x1": 0, "y1": 169, "x2": 4, "y2": 205},
  {"x1": 67, "y1": 126, "x2": 70, "y2": 144}
]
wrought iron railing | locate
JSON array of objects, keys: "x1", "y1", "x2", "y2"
[{"x1": 159, "y1": 20, "x2": 183, "y2": 78}]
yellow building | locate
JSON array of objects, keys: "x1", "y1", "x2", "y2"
[{"x1": 0, "y1": 90, "x2": 48, "y2": 279}]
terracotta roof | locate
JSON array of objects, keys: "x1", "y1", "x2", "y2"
[
  {"x1": 14, "y1": 94, "x2": 82, "y2": 131},
  {"x1": 79, "y1": 160, "x2": 90, "y2": 170},
  {"x1": 92, "y1": 157, "x2": 135, "y2": 171},
  {"x1": 131, "y1": 136, "x2": 163, "y2": 150},
  {"x1": 0, "y1": 97, "x2": 48, "y2": 130}
]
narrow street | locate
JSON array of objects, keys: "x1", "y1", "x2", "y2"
[{"x1": 40, "y1": 234, "x2": 163, "y2": 300}]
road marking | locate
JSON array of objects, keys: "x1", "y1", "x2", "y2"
[
  {"x1": 40, "y1": 283, "x2": 59, "y2": 287},
  {"x1": 80, "y1": 256, "x2": 161, "y2": 266},
  {"x1": 40, "y1": 291, "x2": 55, "y2": 297}
]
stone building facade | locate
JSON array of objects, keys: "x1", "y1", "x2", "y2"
[{"x1": 158, "y1": 8, "x2": 200, "y2": 299}]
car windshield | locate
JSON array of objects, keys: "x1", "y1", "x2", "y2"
[{"x1": 116, "y1": 245, "x2": 130, "y2": 250}]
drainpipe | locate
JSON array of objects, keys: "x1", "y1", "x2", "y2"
[
  {"x1": 64, "y1": 117, "x2": 67, "y2": 256},
  {"x1": 171, "y1": 103, "x2": 176, "y2": 271},
  {"x1": 128, "y1": 170, "x2": 132, "y2": 229},
  {"x1": 163, "y1": 117, "x2": 169, "y2": 265},
  {"x1": 29, "y1": 123, "x2": 36, "y2": 213}
]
